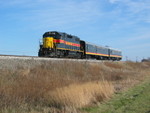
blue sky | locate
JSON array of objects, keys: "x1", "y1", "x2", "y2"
[{"x1": 0, "y1": 0, "x2": 150, "y2": 61}]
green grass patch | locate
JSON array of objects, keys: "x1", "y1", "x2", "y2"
[{"x1": 82, "y1": 80, "x2": 150, "y2": 113}]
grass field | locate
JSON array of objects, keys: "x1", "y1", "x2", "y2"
[
  {"x1": 83, "y1": 78, "x2": 150, "y2": 113},
  {"x1": 0, "y1": 59, "x2": 150, "y2": 113}
]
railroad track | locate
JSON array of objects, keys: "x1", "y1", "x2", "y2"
[
  {"x1": 0, "y1": 54, "x2": 62, "y2": 61},
  {"x1": 0, "y1": 54, "x2": 107, "y2": 62}
]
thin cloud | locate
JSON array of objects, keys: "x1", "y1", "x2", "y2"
[
  {"x1": 8, "y1": 0, "x2": 101, "y2": 30},
  {"x1": 108, "y1": 0, "x2": 120, "y2": 4},
  {"x1": 0, "y1": 0, "x2": 31, "y2": 7},
  {"x1": 124, "y1": 43, "x2": 150, "y2": 49},
  {"x1": 108, "y1": 0, "x2": 150, "y2": 23},
  {"x1": 105, "y1": 0, "x2": 150, "y2": 36},
  {"x1": 127, "y1": 34, "x2": 150, "y2": 42}
]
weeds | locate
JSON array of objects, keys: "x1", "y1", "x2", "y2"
[
  {"x1": 45, "y1": 81, "x2": 114, "y2": 108},
  {"x1": 0, "y1": 59, "x2": 150, "y2": 113}
]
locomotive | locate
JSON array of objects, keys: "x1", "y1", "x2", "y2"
[{"x1": 38, "y1": 31, "x2": 122, "y2": 61}]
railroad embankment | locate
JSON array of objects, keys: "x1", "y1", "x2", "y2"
[
  {"x1": 0, "y1": 58, "x2": 150, "y2": 113},
  {"x1": 83, "y1": 78, "x2": 150, "y2": 113}
]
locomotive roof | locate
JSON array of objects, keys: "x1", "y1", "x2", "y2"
[
  {"x1": 86, "y1": 42, "x2": 121, "y2": 52},
  {"x1": 44, "y1": 31, "x2": 64, "y2": 35},
  {"x1": 86, "y1": 42, "x2": 109, "y2": 49},
  {"x1": 45, "y1": 31, "x2": 69, "y2": 35},
  {"x1": 108, "y1": 47, "x2": 122, "y2": 52},
  {"x1": 44, "y1": 31, "x2": 80, "y2": 39}
]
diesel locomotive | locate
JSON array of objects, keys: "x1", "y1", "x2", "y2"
[{"x1": 38, "y1": 31, "x2": 122, "y2": 61}]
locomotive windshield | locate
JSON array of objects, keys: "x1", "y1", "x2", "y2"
[{"x1": 43, "y1": 32, "x2": 61, "y2": 39}]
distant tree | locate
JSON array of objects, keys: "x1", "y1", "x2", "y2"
[{"x1": 141, "y1": 57, "x2": 150, "y2": 62}]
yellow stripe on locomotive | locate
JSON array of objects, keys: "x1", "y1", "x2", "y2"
[{"x1": 43, "y1": 37, "x2": 54, "y2": 48}]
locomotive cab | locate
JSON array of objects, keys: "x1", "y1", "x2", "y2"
[
  {"x1": 38, "y1": 31, "x2": 61, "y2": 57},
  {"x1": 43, "y1": 32, "x2": 61, "y2": 49}
]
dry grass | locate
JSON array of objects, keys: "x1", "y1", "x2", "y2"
[
  {"x1": 0, "y1": 59, "x2": 150, "y2": 113},
  {"x1": 45, "y1": 81, "x2": 114, "y2": 108}
]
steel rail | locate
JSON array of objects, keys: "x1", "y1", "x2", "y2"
[{"x1": 0, "y1": 54, "x2": 120, "y2": 63}]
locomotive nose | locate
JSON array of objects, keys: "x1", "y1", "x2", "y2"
[{"x1": 43, "y1": 37, "x2": 54, "y2": 48}]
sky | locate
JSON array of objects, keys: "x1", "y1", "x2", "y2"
[{"x1": 0, "y1": 0, "x2": 150, "y2": 61}]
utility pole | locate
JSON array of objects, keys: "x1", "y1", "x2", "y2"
[
  {"x1": 126, "y1": 56, "x2": 128, "y2": 61},
  {"x1": 136, "y1": 56, "x2": 138, "y2": 62}
]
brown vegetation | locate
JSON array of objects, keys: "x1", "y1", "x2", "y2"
[{"x1": 0, "y1": 60, "x2": 150, "y2": 113}]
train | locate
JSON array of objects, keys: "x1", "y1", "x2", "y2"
[{"x1": 38, "y1": 31, "x2": 122, "y2": 61}]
